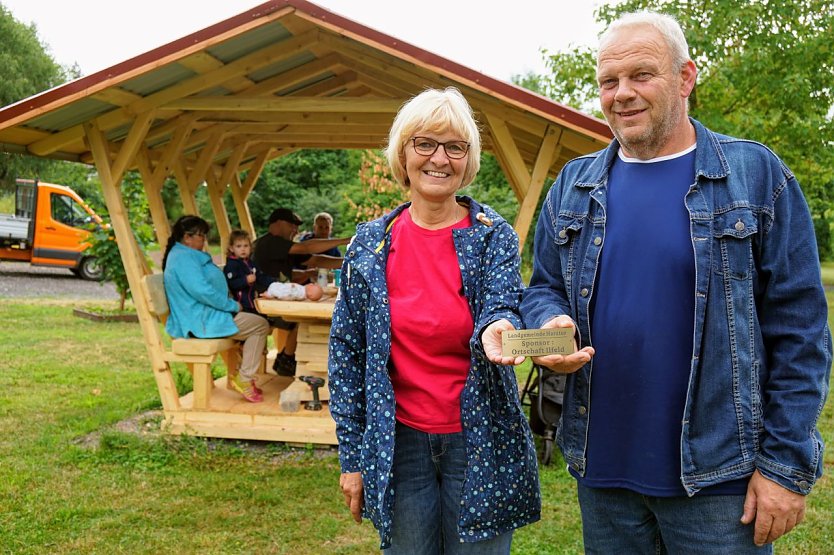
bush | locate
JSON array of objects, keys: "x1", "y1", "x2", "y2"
[{"x1": 84, "y1": 225, "x2": 152, "y2": 310}]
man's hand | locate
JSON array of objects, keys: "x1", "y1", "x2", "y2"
[
  {"x1": 741, "y1": 469, "x2": 806, "y2": 546},
  {"x1": 340, "y1": 472, "x2": 364, "y2": 523},
  {"x1": 531, "y1": 316, "x2": 594, "y2": 374},
  {"x1": 482, "y1": 319, "x2": 525, "y2": 365}
]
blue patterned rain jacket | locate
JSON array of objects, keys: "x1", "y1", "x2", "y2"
[{"x1": 328, "y1": 197, "x2": 541, "y2": 548}]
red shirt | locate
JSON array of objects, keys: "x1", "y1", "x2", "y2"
[{"x1": 386, "y1": 208, "x2": 473, "y2": 433}]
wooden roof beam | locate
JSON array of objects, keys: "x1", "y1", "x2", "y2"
[
  {"x1": 161, "y1": 96, "x2": 404, "y2": 113},
  {"x1": 238, "y1": 52, "x2": 345, "y2": 97},
  {"x1": 28, "y1": 28, "x2": 321, "y2": 157},
  {"x1": 286, "y1": 70, "x2": 358, "y2": 97},
  {"x1": 178, "y1": 51, "x2": 255, "y2": 93},
  {"x1": 484, "y1": 111, "x2": 531, "y2": 198},
  {"x1": 515, "y1": 126, "x2": 561, "y2": 249},
  {"x1": 188, "y1": 110, "x2": 395, "y2": 125}
]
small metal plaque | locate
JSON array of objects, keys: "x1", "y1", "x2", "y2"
[{"x1": 501, "y1": 328, "x2": 575, "y2": 357}]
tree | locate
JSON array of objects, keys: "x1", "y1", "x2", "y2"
[
  {"x1": 245, "y1": 149, "x2": 359, "y2": 238},
  {"x1": 343, "y1": 149, "x2": 409, "y2": 224},
  {"x1": 0, "y1": 3, "x2": 77, "y2": 191},
  {"x1": 519, "y1": 0, "x2": 834, "y2": 257},
  {"x1": 82, "y1": 170, "x2": 155, "y2": 309}
]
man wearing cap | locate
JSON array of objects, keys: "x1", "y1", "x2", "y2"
[
  {"x1": 254, "y1": 207, "x2": 349, "y2": 283},
  {"x1": 253, "y1": 207, "x2": 350, "y2": 375}
]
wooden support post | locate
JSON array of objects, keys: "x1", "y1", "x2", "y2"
[
  {"x1": 205, "y1": 168, "x2": 232, "y2": 258},
  {"x1": 230, "y1": 173, "x2": 254, "y2": 237},
  {"x1": 172, "y1": 160, "x2": 198, "y2": 215},
  {"x1": 136, "y1": 149, "x2": 172, "y2": 249},
  {"x1": 514, "y1": 126, "x2": 562, "y2": 251},
  {"x1": 484, "y1": 111, "x2": 531, "y2": 199},
  {"x1": 241, "y1": 149, "x2": 271, "y2": 197},
  {"x1": 83, "y1": 120, "x2": 180, "y2": 411}
]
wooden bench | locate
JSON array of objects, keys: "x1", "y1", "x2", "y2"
[{"x1": 141, "y1": 273, "x2": 240, "y2": 410}]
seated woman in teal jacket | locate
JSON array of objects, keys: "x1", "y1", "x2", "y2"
[{"x1": 162, "y1": 215, "x2": 269, "y2": 403}]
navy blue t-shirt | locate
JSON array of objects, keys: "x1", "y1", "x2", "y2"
[{"x1": 579, "y1": 146, "x2": 704, "y2": 496}]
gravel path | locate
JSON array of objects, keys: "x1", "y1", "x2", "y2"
[{"x1": 0, "y1": 261, "x2": 120, "y2": 300}]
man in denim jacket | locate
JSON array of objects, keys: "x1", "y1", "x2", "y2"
[{"x1": 520, "y1": 11, "x2": 831, "y2": 553}]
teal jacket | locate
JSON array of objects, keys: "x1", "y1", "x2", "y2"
[{"x1": 164, "y1": 242, "x2": 239, "y2": 338}]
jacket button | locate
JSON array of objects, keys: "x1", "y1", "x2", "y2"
[
  {"x1": 558, "y1": 229, "x2": 567, "y2": 239},
  {"x1": 593, "y1": 237, "x2": 602, "y2": 246},
  {"x1": 349, "y1": 251, "x2": 356, "y2": 257},
  {"x1": 578, "y1": 406, "x2": 587, "y2": 415},
  {"x1": 382, "y1": 298, "x2": 388, "y2": 304},
  {"x1": 580, "y1": 288, "x2": 589, "y2": 297},
  {"x1": 734, "y1": 220, "x2": 745, "y2": 231}
]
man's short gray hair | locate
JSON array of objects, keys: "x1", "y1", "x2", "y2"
[{"x1": 599, "y1": 11, "x2": 691, "y2": 69}]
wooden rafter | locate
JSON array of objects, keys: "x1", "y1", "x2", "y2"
[{"x1": 28, "y1": 28, "x2": 321, "y2": 157}]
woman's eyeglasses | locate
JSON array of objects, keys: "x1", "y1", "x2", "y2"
[{"x1": 410, "y1": 137, "x2": 470, "y2": 159}]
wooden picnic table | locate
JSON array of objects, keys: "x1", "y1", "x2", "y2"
[{"x1": 255, "y1": 291, "x2": 336, "y2": 403}]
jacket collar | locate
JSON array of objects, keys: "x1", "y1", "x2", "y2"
[
  {"x1": 353, "y1": 196, "x2": 496, "y2": 258},
  {"x1": 575, "y1": 117, "x2": 730, "y2": 189}
]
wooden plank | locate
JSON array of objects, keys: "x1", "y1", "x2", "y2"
[
  {"x1": 187, "y1": 130, "x2": 224, "y2": 190},
  {"x1": 28, "y1": 27, "x2": 319, "y2": 156},
  {"x1": 192, "y1": 111, "x2": 395, "y2": 125},
  {"x1": 173, "y1": 160, "x2": 200, "y2": 215},
  {"x1": 289, "y1": 70, "x2": 357, "y2": 97},
  {"x1": 93, "y1": 87, "x2": 143, "y2": 107},
  {"x1": 135, "y1": 149, "x2": 171, "y2": 248},
  {"x1": 204, "y1": 169, "x2": 231, "y2": 255},
  {"x1": 255, "y1": 298, "x2": 336, "y2": 321},
  {"x1": 85, "y1": 121, "x2": 181, "y2": 412},
  {"x1": 0, "y1": 5, "x2": 296, "y2": 136},
  {"x1": 162, "y1": 96, "x2": 404, "y2": 113},
  {"x1": 484, "y1": 111, "x2": 531, "y2": 197},
  {"x1": 111, "y1": 110, "x2": 156, "y2": 183},
  {"x1": 240, "y1": 147, "x2": 270, "y2": 197},
  {"x1": 237, "y1": 52, "x2": 344, "y2": 98},
  {"x1": 515, "y1": 126, "x2": 562, "y2": 250}
]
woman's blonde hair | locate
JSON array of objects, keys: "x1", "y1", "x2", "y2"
[{"x1": 384, "y1": 87, "x2": 481, "y2": 188}]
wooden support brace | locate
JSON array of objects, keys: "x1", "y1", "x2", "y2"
[
  {"x1": 484, "y1": 111, "x2": 531, "y2": 199},
  {"x1": 135, "y1": 148, "x2": 173, "y2": 249},
  {"x1": 84, "y1": 120, "x2": 180, "y2": 411},
  {"x1": 231, "y1": 173, "x2": 255, "y2": 237},
  {"x1": 205, "y1": 168, "x2": 232, "y2": 256},
  {"x1": 515, "y1": 126, "x2": 562, "y2": 250}
]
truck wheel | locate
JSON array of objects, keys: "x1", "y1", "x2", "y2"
[{"x1": 77, "y1": 256, "x2": 104, "y2": 281}]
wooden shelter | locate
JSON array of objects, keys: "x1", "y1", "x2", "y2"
[{"x1": 0, "y1": 0, "x2": 611, "y2": 443}]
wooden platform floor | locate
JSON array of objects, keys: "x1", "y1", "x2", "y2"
[{"x1": 164, "y1": 372, "x2": 337, "y2": 445}]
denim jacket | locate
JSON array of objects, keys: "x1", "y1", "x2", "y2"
[
  {"x1": 329, "y1": 197, "x2": 541, "y2": 548},
  {"x1": 521, "y1": 118, "x2": 831, "y2": 496}
]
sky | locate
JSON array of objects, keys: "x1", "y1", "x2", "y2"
[{"x1": 1, "y1": 0, "x2": 605, "y2": 83}]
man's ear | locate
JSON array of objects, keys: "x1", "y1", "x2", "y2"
[{"x1": 681, "y1": 59, "x2": 697, "y2": 98}]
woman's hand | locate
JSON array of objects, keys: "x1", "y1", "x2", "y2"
[
  {"x1": 339, "y1": 472, "x2": 364, "y2": 523},
  {"x1": 482, "y1": 319, "x2": 525, "y2": 366},
  {"x1": 531, "y1": 316, "x2": 594, "y2": 374}
]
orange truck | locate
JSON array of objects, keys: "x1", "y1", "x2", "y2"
[{"x1": 0, "y1": 179, "x2": 105, "y2": 280}]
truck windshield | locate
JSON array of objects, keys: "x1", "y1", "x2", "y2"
[{"x1": 51, "y1": 194, "x2": 92, "y2": 228}]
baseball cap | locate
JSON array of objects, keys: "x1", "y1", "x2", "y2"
[{"x1": 268, "y1": 208, "x2": 302, "y2": 225}]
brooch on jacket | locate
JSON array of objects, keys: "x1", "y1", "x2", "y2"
[{"x1": 476, "y1": 212, "x2": 493, "y2": 227}]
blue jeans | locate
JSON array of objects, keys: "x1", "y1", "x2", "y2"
[
  {"x1": 384, "y1": 422, "x2": 513, "y2": 555},
  {"x1": 577, "y1": 484, "x2": 772, "y2": 554}
]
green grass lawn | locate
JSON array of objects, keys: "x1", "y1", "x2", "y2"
[{"x1": 0, "y1": 297, "x2": 831, "y2": 554}]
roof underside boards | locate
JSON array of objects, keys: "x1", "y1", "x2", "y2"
[{"x1": 0, "y1": 0, "x2": 610, "y2": 185}]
